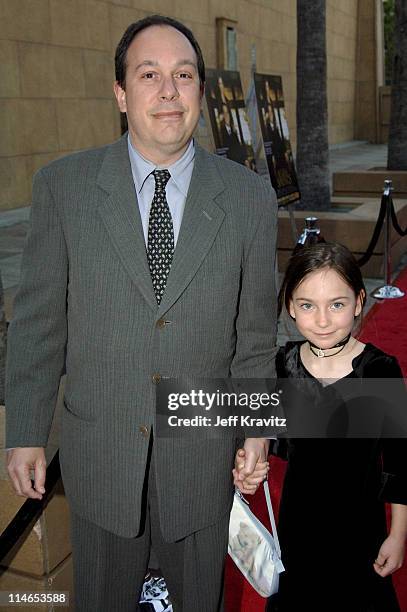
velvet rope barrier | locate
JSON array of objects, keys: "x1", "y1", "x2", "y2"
[
  {"x1": 391, "y1": 199, "x2": 407, "y2": 236},
  {"x1": 356, "y1": 192, "x2": 387, "y2": 267}
]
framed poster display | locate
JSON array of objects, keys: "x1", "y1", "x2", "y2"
[
  {"x1": 205, "y1": 69, "x2": 257, "y2": 171},
  {"x1": 254, "y1": 74, "x2": 300, "y2": 205}
]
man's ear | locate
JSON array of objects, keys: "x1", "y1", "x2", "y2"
[{"x1": 114, "y1": 81, "x2": 127, "y2": 113}]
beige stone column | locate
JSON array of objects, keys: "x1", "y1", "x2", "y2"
[{"x1": 354, "y1": 0, "x2": 385, "y2": 143}]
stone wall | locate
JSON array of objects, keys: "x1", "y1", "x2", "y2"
[
  {"x1": 326, "y1": 0, "x2": 359, "y2": 143},
  {"x1": 354, "y1": 0, "x2": 385, "y2": 143},
  {"x1": 0, "y1": 0, "x2": 381, "y2": 210}
]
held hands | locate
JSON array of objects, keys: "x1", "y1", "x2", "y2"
[
  {"x1": 232, "y1": 438, "x2": 270, "y2": 495},
  {"x1": 374, "y1": 534, "x2": 406, "y2": 577},
  {"x1": 7, "y1": 447, "x2": 47, "y2": 500}
]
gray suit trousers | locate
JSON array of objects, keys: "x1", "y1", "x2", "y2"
[{"x1": 70, "y1": 441, "x2": 229, "y2": 612}]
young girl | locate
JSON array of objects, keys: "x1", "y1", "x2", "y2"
[{"x1": 234, "y1": 242, "x2": 407, "y2": 612}]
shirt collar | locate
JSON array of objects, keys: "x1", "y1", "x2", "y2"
[{"x1": 127, "y1": 135, "x2": 195, "y2": 197}]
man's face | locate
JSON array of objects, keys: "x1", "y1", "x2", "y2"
[{"x1": 114, "y1": 25, "x2": 203, "y2": 165}]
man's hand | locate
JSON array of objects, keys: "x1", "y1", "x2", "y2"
[
  {"x1": 232, "y1": 438, "x2": 270, "y2": 495},
  {"x1": 7, "y1": 447, "x2": 46, "y2": 500}
]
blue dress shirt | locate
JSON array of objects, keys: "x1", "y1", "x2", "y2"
[{"x1": 127, "y1": 136, "x2": 195, "y2": 246}]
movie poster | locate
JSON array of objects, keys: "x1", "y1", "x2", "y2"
[
  {"x1": 204, "y1": 69, "x2": 257, "y2": 171},
  {"x1": 254, "y1": 73, "x2": 300, "y2": 205}
]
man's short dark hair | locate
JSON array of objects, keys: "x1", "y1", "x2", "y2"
[{"x1": 115, "y1": 15, "x2": 205, "y2": 89}]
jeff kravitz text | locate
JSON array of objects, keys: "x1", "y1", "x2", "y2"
[{"x1": 168, "y1": 415, "x2": 286, "y2": 427}]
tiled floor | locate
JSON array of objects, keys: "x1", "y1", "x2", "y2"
[
  {"x1": 329, "y1": 141, "x2": 388, "y2": 178},
  {"x1": 0, "y1": 207, "x2": 30, "y2": 294},
  {"x1": 0, "y1": 219, "x2": 29, "y2": 290}
]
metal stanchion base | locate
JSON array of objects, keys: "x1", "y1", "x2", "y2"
[{"x1": 371, "y1": 285, "x2": 405, "y2": 299}]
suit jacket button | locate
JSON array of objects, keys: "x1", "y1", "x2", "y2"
[
  {"x1": 152, "y1": 373, "x2": 161, "y2": 384},
  {"x1": 156, "y1": 318, "x2": 166, "y2": 329},
  {"x1": 139, "y1": 425, "x2": 149, "y2": 438}
]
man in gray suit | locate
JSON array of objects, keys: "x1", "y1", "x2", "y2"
[{"x1": 6, "y1": 15, "x2": 277, "y2": 612}]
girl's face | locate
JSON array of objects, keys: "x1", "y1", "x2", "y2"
[{"x1": 289, "y1": 268, "x2": 363, "y2": 348}]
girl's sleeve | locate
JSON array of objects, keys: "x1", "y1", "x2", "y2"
[{"x1": 379, "y1": 355, "x2": 407, "y2": 505}]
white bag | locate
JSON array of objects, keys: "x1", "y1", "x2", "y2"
[{"x1": 228, "y1": 481, "x2": 285, "y2": 598}]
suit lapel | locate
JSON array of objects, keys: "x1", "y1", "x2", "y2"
[
  {"x1": 157, "y1": 144, "x2": 226, "y2": 318},
  {"x1": 96, "y1": 137, "x2": 226, "y2": 316},
  {"x1": 96, "y1": 136, "x2": 157, "y2": 311}
]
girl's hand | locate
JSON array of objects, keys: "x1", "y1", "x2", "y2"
[
  {"x1": 232, "y1": 448, "x2": 269, "y2": 495},
  {"x1": 373, "y1": 535, "x2": 406, "y2": 577}
]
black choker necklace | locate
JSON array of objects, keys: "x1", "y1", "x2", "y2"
[{"x1": 308, "y1": 333, "x2": 352, "y2": 358}]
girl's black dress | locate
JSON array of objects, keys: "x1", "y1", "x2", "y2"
[{"x1": 267, "y1": 342, "x2": 406, "y2": 612}]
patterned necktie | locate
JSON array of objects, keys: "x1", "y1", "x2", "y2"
[{"x1": 147, "y1": 169, "x2": 174, "y2": 304}]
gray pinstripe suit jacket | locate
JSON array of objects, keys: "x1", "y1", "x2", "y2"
[{"x1": 6, "y1": 134, "x2": 277, "y2": 541}]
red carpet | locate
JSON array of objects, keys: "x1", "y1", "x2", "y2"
[
  {"x1": 358, "y1": 265, "x2": 407, "y2": 610},
  {"x1": 225, "y1": 266, "x2": 407, "y2": 612},
  {"x1": 358, "y1": 265, "x2": 407, "y2": 376}
]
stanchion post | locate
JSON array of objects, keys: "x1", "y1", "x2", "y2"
[
  {"x1": 384, "y1": 179, "x2": 392, "y2": 287},
  {"x1": 371, "y1": 179, "x2": 405, "y2": 299},
  {"x1": 296, "y1": 216, "x2": 324, "y2": 248}
]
